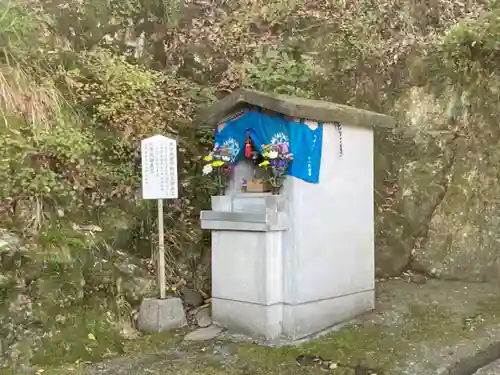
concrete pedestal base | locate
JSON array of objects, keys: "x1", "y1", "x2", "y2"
[
  {"x1": 212, "y1": 289, "x2": 374, "y2": 342},
  {"x1": 137, "y1": 297, "x2": 187, "y2": 333}
]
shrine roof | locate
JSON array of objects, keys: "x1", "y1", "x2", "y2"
[{"x1": 194, "y1": 88, "x2": 396, "y2": 129}]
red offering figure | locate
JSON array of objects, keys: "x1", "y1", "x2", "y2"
[{"x1": 244, "y1": 133, "x2": 253, "y2": 159}]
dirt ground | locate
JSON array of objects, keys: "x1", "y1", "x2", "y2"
[{"x1": 6, "y1": 279, "x2": 500, "y2": 375}]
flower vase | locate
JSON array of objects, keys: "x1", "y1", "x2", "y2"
[
  {"x1": 271, "y1": 185, "x2": 281, "y2": 195},
  {"x1": 218, "y1": 187, "x2": 226, "y2": 196}
]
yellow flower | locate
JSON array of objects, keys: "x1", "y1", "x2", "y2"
[
  {"x1": 212, "y1": 160, "x2": 224, "y2": 167},
  {"x1": 259, "y1": 160, "x2": 270, "y2": 167},
  {"x1": 262, "y1": 152, "x2": 270, "y2": 158},
  {"x1": 204, "y1": 154, "x2": 213, "y2": 161}
]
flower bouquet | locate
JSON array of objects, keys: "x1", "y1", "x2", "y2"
[
  {"x1": 202, "y1": 145, "x2": 234, "y2": 195},
  {"x1": 258, "y1": 143, "x2": 293, "y2": 194}
]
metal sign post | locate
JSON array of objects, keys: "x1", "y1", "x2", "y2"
[{"x1": 141, "y1": 135, "x2": 178, "y2": 299}]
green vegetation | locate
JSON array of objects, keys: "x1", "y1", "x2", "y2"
[{"x1": 2, "y1": 0, "x2": 500, "y2": 371}]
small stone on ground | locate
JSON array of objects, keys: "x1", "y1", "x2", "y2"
[
  {"x1": 195, "y1": 306, "x2": 212, "y2": 328},
  {"x1": 182, "y1": 287, "x2": 205, "y2": 308},
  {"x1": 184, "y1": 325, "x2": 223, "y2": 341},
  {"x1": 402, "y1": 272, "x2": 427, "y2": 284}
]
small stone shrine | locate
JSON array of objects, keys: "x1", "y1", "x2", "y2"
[{"x1": 196, "y1": 89, "x2": 395, "y2": 342}]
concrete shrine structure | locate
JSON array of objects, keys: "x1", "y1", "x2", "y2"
[{"x1": 196, "y1": 89, "x2": 396, "y2": 343}]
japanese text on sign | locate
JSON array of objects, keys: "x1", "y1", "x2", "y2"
[{"x1": 141, "y1": 135, "x2": 178, "y2": 199}]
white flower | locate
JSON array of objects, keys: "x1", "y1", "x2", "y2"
[
  {"x1": 202, "y1": 164, "x2": 213, "y2": 175},
  {"x1": 268, "y1": 151, "x2": 278, "y2": 159},
  {"x1": 221, "y1": 155, "x2": 230, "y2": 161}
]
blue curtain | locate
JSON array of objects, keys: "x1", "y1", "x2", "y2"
[
  {"x1": 213, "y1": 116, "x2": 248, "y2": 162},
  {"x1": 245, "y1": 111, "x2": 290, "y2": 152},
  {"x1": 213, "y1": 111, "x2": 323, "y2": 183},
  {"x1": 288, "y1": 122, "x2": 323, "y2": 183}
]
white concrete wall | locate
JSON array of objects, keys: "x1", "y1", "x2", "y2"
[
  {"x1": 211, "y1": 230, "x2": 283, "y2": 305},
  {"x1": 283, "y1": 120, "x2": 375, "y2": 304}
]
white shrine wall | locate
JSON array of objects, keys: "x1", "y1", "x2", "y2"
[{"x1": 280, "y1": 119, "x2": 375, "y2": 339}]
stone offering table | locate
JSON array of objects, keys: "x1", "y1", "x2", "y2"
[{"x1": 196, "y1": 89, "x2": 396, "y2": 342}]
